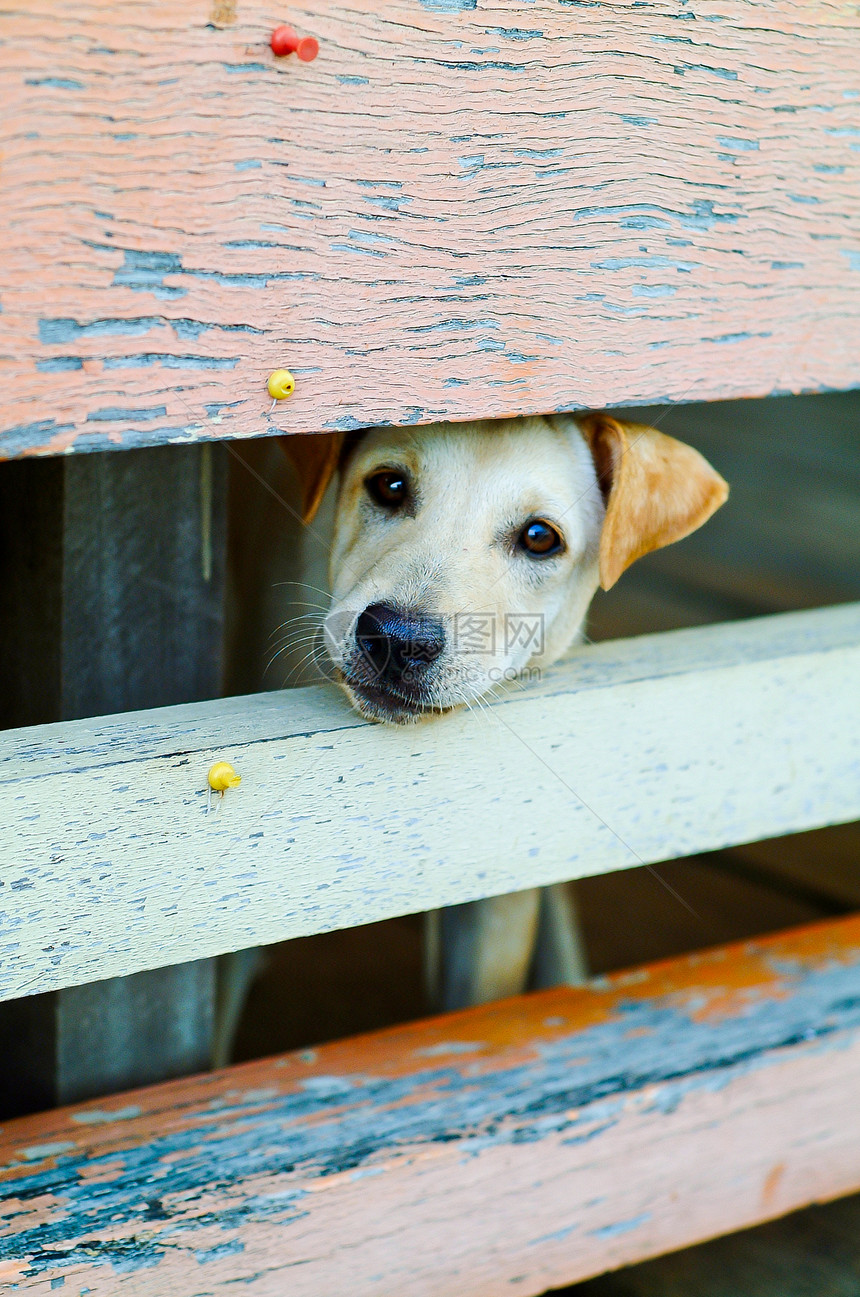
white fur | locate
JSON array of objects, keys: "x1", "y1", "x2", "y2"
[{"x1": 324, "y1": 415, "x2": 605, "y2": 723}]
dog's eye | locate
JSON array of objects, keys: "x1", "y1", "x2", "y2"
[
  {"x1": 519, "y1": 518, "x2": 564, "y2": 558},
  {"x1": 365, "y1": 470, "x2": 409, "y2": 510}
]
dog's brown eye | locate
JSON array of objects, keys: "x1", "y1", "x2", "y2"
[
  {"x1": 366, "y1": 470, "x2": 408, "y2": 510},
  {"x1": 519, "y1": 519, "x2": 564, "y2": 557}
]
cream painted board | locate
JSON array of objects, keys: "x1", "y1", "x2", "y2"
[{"x1": 1, "y1": 604, "x2": 858, "y2": 1001}]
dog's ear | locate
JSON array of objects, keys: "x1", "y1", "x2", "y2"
[
  {"x1": 278, "y1": 432, "x2": 345, "y2": 524},
  {"x1": 580, "y1": 414, "x2": 729, "y2": 590}
]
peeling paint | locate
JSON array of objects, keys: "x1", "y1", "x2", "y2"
[
  {"x1": 485, "y1": 27, "x2": 544, "y2": 40},
  {"x1": 3, "y1": 924, "x2": 860, "y2": 1288},
  {"x1": 589, "y1": 1212, "x2": 652, "y2": 1239},
  {"x1": 631, "y1": 284, "x2": 676, "y2": 297},
  {"x1": 112, "y1": 250, "x2": 186, "y2": 300},
  {"x1": 86, "y1": 406, "x2": 168, "y2": 423},
  {"x1": 39, "y1": 317, "x2": 162, "y2": 343},
  {"x1": 102, "y1": 353, "x2": 240, "y2": 370},
  {"x1": 592, "y1": 255, "x2": 697, "y2": 272},
  {"x1": 222, "y1": 62, "x2": 269, "y2": 73},
  {"x1": 35, "y1": 357, "x2": 84, "y2": 372},
  {"x1": 716, "y1": 135, "x2": 759, "y2": 151},
  {"x1": 19, "y1": 1141, "x2": 76, "y2": 1161},
  {"x1": 417, "y1": 0, "x2": 476, "y2": 10},
  {"x1": 1, "y1": 419, "x2": 76, "y2": 457},
  {"x1": 38, "y1": 318, "x2": 264, "y2": 346},
  {"x1": 4, "y1": 0, "x2": 860, "y2": 456},
  {"x1": 70, "y1": 1106, "x2": 142, "y2": 1125},
  {"x1": 24, "y1": 77, "x2": 84, "y2": 89}
]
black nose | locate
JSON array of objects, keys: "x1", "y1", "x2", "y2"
[{"x1": 356, "y1": 603, "x2": 445, "y2": 681}]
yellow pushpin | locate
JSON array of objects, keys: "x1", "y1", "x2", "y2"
[
  {"x1": 207, "y1": 761, "x2": 241, "y2": 813},
  {"x1": 267, "y1": 368, "x2": 295, "y2": 411}
]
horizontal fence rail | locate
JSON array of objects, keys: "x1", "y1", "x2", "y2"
[
  {"x1": 4, "y1": 915, "x2": 860, "y2": 1293},
  {"x1": 1, "y1": 603, "x2": 858, "y2": 1001},
  {"x1": 2, "y1": 0, "x2": 860, "y2": 456}
]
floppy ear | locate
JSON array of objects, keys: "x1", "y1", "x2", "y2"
[
  {"x1": 277, "y1": 432, "x2": 345, "y2": 524},
  {"x1": 580, "y1": 414, "x2": 729, "y2": 591}
]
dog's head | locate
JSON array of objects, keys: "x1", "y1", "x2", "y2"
[{"x1": 282, "y1": 414, "x2": 727, "y2": 723}]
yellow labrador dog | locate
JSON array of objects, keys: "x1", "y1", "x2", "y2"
[
  {"x1": 276, "y1": 413, "x2": 727, "y2": 1009},
  {"x1": 283, "y1": 413, "x2": 727, "y2": 721}
]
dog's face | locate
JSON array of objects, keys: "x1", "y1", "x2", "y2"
[
  {"x1": 325, "y1": 418, "x2": 603, "y2": 721},
  {"x1": 283, "y1": 414, "x2": 728, "y2": 724}
]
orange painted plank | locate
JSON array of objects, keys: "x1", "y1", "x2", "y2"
[
  {"x1": 4, "y1": 915, "x2": 860, "y2": 1293},
  {"x1": 1, "y1": 0, "x2": 859, "y2": 458}
]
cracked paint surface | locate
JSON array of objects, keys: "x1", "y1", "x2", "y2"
[
  {"x1": 1, "y1": 0, "x2": 859, "y2": 458},
  {"x1": 3, "y1": 917, "x2": 860, "y2": 1294}
]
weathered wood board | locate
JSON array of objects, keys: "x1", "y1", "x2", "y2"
[
  {"x1": 575, "y1": 1189, "x2": 860, "y2": 1297},
  {"x1": 4, "y1": 916, "x2": 860, "y2": 1294},
  {"x1": 1, "y1": 603, "x2": 858, "y2": 1001},
  {"x1": 2, "y1": 0, "x2": 859, "y2": 458}
]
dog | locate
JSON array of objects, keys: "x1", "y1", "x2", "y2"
[
  {"x1": 282, "y1": 412, "x2": 728, "y2": 723},
  {"x1": 231, "y1": 412, "x2": 729, "y2": 1016}
]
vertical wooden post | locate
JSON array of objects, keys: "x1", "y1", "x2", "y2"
[{"x1": 0, "y1": 444, "x2": 226, "y2": 1117}]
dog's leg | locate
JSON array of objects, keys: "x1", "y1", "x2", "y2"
[
  {"x1": 425, "y1": 889, "x2": 542, "y2": 1010},
  {"x1": 531, "y1": 882, "x2": 589, "y2": 988},
  {"x1": 212, "y1": 947, "x2": 267, "y2": 1069}
]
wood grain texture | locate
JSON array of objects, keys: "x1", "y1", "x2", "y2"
[
  {"x1": 4, "y1": 916, "x2": 860, "y2": 1294},
  {"x1": 575, "y1": 1190, "x2": 860, "y2": 1296},
  {"x1": 1, "y1": 603, "x2": 858, "y2": 1001},
  {"x1": 2, "y1": 0, "x2": 859, "y2": 458}
]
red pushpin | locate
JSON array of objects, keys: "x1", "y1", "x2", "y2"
[{"x1": 270, "y1": 25, "x2": 319, "y2": 61}]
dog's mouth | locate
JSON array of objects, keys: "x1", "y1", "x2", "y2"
[{"x1": 341, "y1": 674, "x2": 454, "y2": 724}]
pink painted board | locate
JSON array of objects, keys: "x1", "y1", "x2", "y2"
[
  {"x1": 1, "y1": 0, "x2": 859, "y2": 457},
  {"x1": 3, "y1": 916, "x2": 860, "y2": 1292}
]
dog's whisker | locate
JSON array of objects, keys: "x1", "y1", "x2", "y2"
[
  {"x1": 278, "y1": 645, "x2": 328, "y2": 687},
  {"x1": 268, "y1": 637, "x2": 323, "y2": 657},
  {"x1": 269, "y1": 611, "x2": 325, "y2": 630},
  {"x1": 271, "y1": 618, "x2": 323, "y2": 635},
  {"x1": 466, "y1": 695, "x2": 502, "y2": 735},
  {"x1": 267, "y1": 612, "x2": 324, "y2": 643},
  {"x1": 271, "y1": 581, "x2": 333, "y2": 599},
  {"x1": 268, "y1": 611, "x2": 325, "y2": 632},
  {"x1": 269, "y1": 601, "x2": 329, "y2": 616},
  {"x1": 264, "y1": 633, "x2": 324, "y2": 665},
  {"x1": 263, "y1": 632, "x2": 326, "y2": 678},
  {"x1": 266, "y1": 638, "x2": 322, "y2": 663}
]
